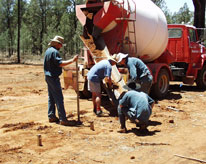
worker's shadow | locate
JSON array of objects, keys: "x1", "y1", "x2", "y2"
[
  {"x1": 56, "y1": 120, "x2": 83, "y2": 127},
  {"x1": 163, "y1": 84, "x2": 206, "y2": 101},
  {"x1": 170, "y1": 84, "x2": 206, "y2": 92},
  {"x1": 127, "y1": 120, "x2": 161, "y2": 136},
  {"x1": 101, "y1": 95, "x2": 118, "y2": 117}
]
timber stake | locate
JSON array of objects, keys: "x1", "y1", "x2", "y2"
[{"x1": 76, "y1": 57, "x2": 80, "y2": 122}]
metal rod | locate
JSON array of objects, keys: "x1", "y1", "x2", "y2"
[{"x1": 174, "y1": 154, "x2": 206, "y2": 163}]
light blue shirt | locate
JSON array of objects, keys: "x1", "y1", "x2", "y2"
[
  {"x1": 127, "y1": 57, "x2": 151, "y2": 81},
  {"x1": 87, "y1": 60, "x2": 112, "y2": 83}
]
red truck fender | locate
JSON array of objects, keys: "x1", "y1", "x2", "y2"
[
  {"x1": 201, "y1": 54, "x2": 206, "y2": 67},
  {"x1": 146, "y1": 63, "x2": 173, "y2": 99},
  {"x1": 147, "y1": 63, "x2": 173, "y2": 83}
]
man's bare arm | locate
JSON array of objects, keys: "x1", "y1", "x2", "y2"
[{"x1": 59, "y1": 55, "x2": 78, "y2": 67}]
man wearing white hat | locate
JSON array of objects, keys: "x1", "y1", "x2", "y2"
[
  {"x1": 44, "y1": 35, "x2": 78, "y2": 126},
  {"x1": 114, "y1": 53, "x2": 153, "y2": 94},
  {"x1": 87, "y1": 57, "x2": 117, "y2": 116}
]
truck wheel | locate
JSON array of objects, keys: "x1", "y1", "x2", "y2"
[
  {"x1": 79, "y1": 81, "x2": 92, "y2": 99},
  {"x1": 151, "y1": 69, "x2": 169, "y2": 99},
  {"x1": 196, "y1": 65, "x2": 206, "y2": 90}
]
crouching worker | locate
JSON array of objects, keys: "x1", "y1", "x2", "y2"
[{"x1": 118, "y1": 84, "x2": 154, "y2": 133}]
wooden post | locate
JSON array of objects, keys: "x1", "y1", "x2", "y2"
[{"x1": 76, "y1": 57, "x2": 80, "y2": 122}]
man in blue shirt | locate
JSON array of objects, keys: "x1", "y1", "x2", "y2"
[
  {"x1": 118, "y1": 84, "x2": 154, "y2": 133},
  {"x1": 114, "y1": 53, "x2": 153, "y2": 94},
  {"x1": 87, "y1": 57, "x2": 117, "y2": 116},
  {"x1": 44, "y1": 35, "x2": 78, "y2": 126}
]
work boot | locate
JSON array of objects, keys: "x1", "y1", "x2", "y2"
[
  {"x1": 117, "y1": 127, "x2": 127, "y2": 133},
  {"x1": 60, "y1": 120, "x2": 76, "y2": 126},
  {"x1": 139, "y1": 124, "x2": 147, "y2": 130},
  {"x1": 49, "y1": 116, "x2": 59, "y2": 123},
  {"x1": 93, "y1": 108, "x2": 97, "y2": 114},
  {"x1": 96, "y1": 110, "x2": 103, "y2": 117}
]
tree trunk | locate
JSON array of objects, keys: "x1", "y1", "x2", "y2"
[
  {"x1": 6, "y1": 1, "x2": 13, "y2": 57},
  {"x1": 192, "y1": 0, "x2": 205, "y2": 37},
  {"x1": 17, "y1": 0, "x2": 21, "y2": 63},
  {"x1": 73, "y1": 0, "x2": 77, "y2": 31},
  {"x1": 39, "y1": 0, "x2": 44, "y2": 55}
]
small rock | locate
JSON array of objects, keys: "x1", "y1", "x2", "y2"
[
  {"x1": 169, "y1": 120, "x2": 174, "y2": 123},
  {"x1": 58, "y1": 130, "x2": 64, "y2": 134},
  {"x1": 90, "y1": 121, "x2": 94, "y2": 131},
  {"x1": 130, "y1": 156, "x2": 135, "y2": 159}
]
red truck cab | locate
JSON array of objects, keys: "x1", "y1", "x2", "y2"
[{"x1": 148, "y1": 24, "x2": 206, "y2": 98}]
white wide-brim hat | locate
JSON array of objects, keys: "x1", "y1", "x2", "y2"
[{"x1": 113, "y1": 53, "x2": 128, "y2": 63}]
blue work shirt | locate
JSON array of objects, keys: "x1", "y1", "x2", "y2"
[
  {"x1": 119, "y1": 90, "x2": 153, "y2": 122},
  {"x1": 44, "y1": 47, "x2": 63, "y2": 77},
  {"x1": 87, "y1": 60, "x2": 112, "y2": 83},
  {"x1": 127, "y1": 57, "x2": 151, "y2": 81}
]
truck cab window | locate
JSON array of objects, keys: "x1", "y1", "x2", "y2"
[
  {"x1": 168, "y1": 28, "x2": 182, "y2": 38},
  {"x1": 189, "y1": 29, "x2": 197, "y2": 42}
]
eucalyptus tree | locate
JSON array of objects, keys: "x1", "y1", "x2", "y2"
[
  {"x1": 23, "y1": 0, "x2": 42, "y2": 54},
  {"x1": 172, "y1": 3, "x2": 193, "y2": 24},
  {"x1": 151, "y1": 0, "x2": 166, "y2": 9},
  {"x1": 0, "y1": 0, "x2": 15, "y2": 56},
  {"x1": 192, "y1": 0, "x2": 205, "y2": 38}
]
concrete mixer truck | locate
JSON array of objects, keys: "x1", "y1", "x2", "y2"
[{"x1": 63, "y1": 0, "x2": 206, "y2": 100}]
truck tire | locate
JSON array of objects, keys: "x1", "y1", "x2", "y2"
[
  {"x1": 151, "y1": 69, "x2": 169, "y2": 99},
  {"x1": 79, "y1": 81, "x2": 92, "y2": 99},
  {"x1": 196, "y1": 65, "x2": 206, "y2": 90}
]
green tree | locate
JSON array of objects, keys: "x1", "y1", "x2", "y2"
[
  {"x1": 0, "y1": 0, "x2": 15, "y2": 56},
  {"x1": 172, "y1": 3, "x2": 193, "y2": 24},
  {"x1": 23, "y1": 0, "x2": 42, "y2": 54},
  {"x1": 151, "y1": 0, "x2": 175, "y2": 24},
  {"x1": 151, "y1": 0, "x2": 166, "y2": 9}
]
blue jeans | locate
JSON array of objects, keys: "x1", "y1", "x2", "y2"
[
  {"x1": 45, "y1": 76, "x2": 67, "y2": 121},
  {"x1": 137, "y1": 74, "x2": 153, "y2": 94},
  {"x1": 118, "y1": 106, "x2": 150, "y2": 128}
]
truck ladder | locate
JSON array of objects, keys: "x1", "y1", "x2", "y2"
[{"x1": 115, "y1": 0, "x2": 137, "y2": 55}]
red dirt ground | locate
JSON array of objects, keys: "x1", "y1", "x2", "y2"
[{"x1": 0, "y1": 64, "x2": 206, "y2": 164}]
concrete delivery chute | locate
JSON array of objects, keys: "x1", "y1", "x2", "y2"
[{"x1": 64, "y1": 0, "x2": 206, "y2": 101}]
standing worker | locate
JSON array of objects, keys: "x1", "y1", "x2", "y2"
[
  {"x1": 118, "y1": 85, "x2": 155, "y2": 133},
  {"x1": 114, "y1": 53, "x2": 153, "y2": 94},
  {"x1": 44, "y1": 35, "x2": 78, "y2": 126},
  {"x1": 87, "y1": 57, "x2": 117, "y2": 116}
]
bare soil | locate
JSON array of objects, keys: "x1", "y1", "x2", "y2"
[{"x1": 0, "y1": 64, "x2": 206, "y2": 164}]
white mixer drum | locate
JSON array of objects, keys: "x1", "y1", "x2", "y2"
[{"x1": 120, "y1": 0, "x2": 168, "y2": 62}]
